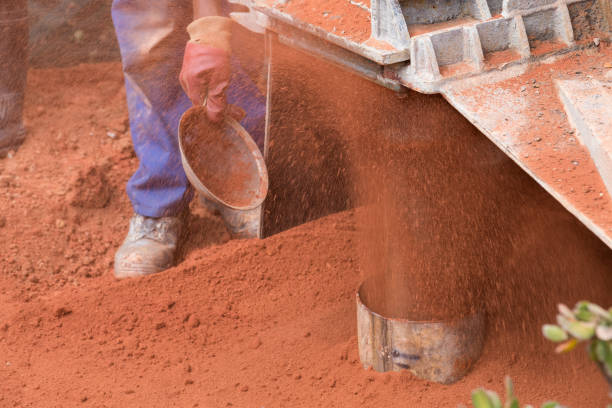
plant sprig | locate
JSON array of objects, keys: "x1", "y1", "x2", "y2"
[
  {"x1": 542, "y1": 301, "x2": 612, "y2": 376},
  {"x1": 471, "y1": 376, "x2": 564, "y2": 408}
]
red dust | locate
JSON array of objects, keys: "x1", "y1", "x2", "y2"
[{"x1": 0, "y1": 61, "x2": 611, "y2": 408}]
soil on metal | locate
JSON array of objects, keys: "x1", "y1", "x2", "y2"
[
  {"x1": 271, "y1": 0, "x2": 371, "y2": 43},
  {"x1": 1, "y1": 62, "x2": 611, "y2": 407},
  {"x1": 181, "y1": 109, "x2": 259, "y2": 208}
]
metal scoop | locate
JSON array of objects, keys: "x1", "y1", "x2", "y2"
[{"x1": 178, "y1": 105, "x2": 268, "y2": 211}]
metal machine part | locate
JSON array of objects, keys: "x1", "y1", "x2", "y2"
[
  {"x1": 232, "y1": 0, "x2": 612, "y2": 250},
  {"x1": 357, "y1": 285, "x2": 485, "y2": 384}
]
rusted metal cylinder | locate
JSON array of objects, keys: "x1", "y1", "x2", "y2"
[
  {"x1": 356, "y1": 283, "x2": 486, "y2": 384},
  {"x1": 0, "y1": 0, "x2": 28, "y2": 156}
]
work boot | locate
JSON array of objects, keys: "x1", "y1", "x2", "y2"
[
  {"x1": 0, "y1": 0, "x2": 28, "y2": 158},
  {"x1": 219, "y1": 206, "x2": 261, "y2": 239},
  {"x1": 200, "y1": 195, "x2": 261, "y2": 239},
  {"x1": 114, "y1": 214, "x2": 181, "y2": 279}
]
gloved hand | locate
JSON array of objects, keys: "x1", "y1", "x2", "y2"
[{"x1": 179, "y1": 16, "x2": 233, "y2": 123}]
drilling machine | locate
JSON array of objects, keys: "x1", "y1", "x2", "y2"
[{"x1": 231, "y1": 0, "x2": 612, "y2": 384}]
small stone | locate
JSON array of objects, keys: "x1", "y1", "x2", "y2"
[
  {"x1": 155, "y1": 322, "x2": 166, "y2": 330},
  {"x1": 249, "y1": 337, "x2": 262, "y2": 350},
  {"x1": 534, "y1": 137, "x2": 542, "y2": 142},
  {"x1": 0, "y1": 174, "x2": 15, "y2": 187},
  {"x1": 572, "y1": 160, "x2": 579, "y2": 166},
  {"x1": 185, "y1": 379, "x2": 194, "y2": 385},
  {"x1": 524, "y1": 154, "x2": 529, "y2": 158},
  {"x1": 240, "y1": 385, "x2": 249, "y2": 392},
  {"x1": 520, "y1": 85, "x2": 527, "y2": 92},
  {"x1": 54, "y1": 307, "x2": 72, "y2": 318},
  {"x1": 594, "y1": 37, "x2": 600, "y2": 46},
  {"x1": 536, "y1": 112, "x2": 543, "y2": 118},
  {"x1": 187, "y1": 314, "x2": 200, "y2": 328},
  {"x1": 106, "y1": 131, "x2": 117, "y2": 139},
  {"x1": 56, "y1": 219, "x2": 66, "y2": 229}
]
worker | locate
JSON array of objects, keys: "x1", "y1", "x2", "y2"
[
  {"x1": 111, "y1": 0, "x2": 266, "y2": 278},
  {"x1": 0, "y1": 0, "x2": 28, "y2": 158}
]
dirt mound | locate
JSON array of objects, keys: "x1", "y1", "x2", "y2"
[
  {"x1": 1, "y1": 63, "x2": 611, "y2": 408},
  {"x1": 68, "y1": 162, "x2": 112, "y2": 208}
]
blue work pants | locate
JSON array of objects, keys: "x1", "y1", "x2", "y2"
[{"x1": 111, "y1": 0, "x2": 265, "y2": 217}]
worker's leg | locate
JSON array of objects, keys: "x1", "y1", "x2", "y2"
[
  {"x1": 0, "y1": 0, "x2": 28, "y2": 158},
  {"x1": 112, "y1": 0, "x2": 265, "y2": 217},
  {"x1": 112, "y1": 0, "x2": 267, "y2": 276},
  {"x1": 111, "y1": 0, "x2": 193, "y2": 218},
  {"x1": 112, "y1": 0, "x2": 192, "y2": 278}
]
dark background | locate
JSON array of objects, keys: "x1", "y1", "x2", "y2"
[{"x1": 29, "y1": 0, "x2": 119, "y2": 67}]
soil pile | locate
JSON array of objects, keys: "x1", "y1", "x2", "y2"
[{"x1": 0, "y1": 62, "x2": 611, "y2": 408}]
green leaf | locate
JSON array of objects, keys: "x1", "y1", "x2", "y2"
[
  {"x1": 542, "y1": 325, "x2": 568, "y2": 342},
  {"x1": 504, "y1": 376, "x2": 514, "y2": 399},
  {"x1": 504, "y1": 377, "x2": 519, "y2": 408},
  {"x1": 566, "y1": 320, "x2": 596, "y2": 340},
  {"x1": 558, "y1": 304, "x2": 574, "y2": 319},
  {"x1": 485, "y1": 390, "x2": 502, "y2": 408},
  {"x1": 587, "y1": 303, "x2": 612, "y2": 321},
  {"x1": 506, "y1": 398, "x2": 519, "y2": 408},
  {"x1": 555, "y1": 339, "x2": 578, "y2": 354},
  {"x1": 575, "y1": 301, "x2": 593, "y2": 321},
  {"x1": 472, "y1": 389, "x2": 494, "y2": 408},
  {"x1": 595, "y1": 339, "x2": 609, "y2": 362},
  {"x1": 588, "y1": 340, "x2": 597, "y2": 360},
  {"x1": 604, "y1": 342, "x2": 612, "y2": 375},
  {"x1": 596, "y1": 325, "x2": 612, "y2": 341},
  {"x1": 556, "y1": 315, "x2": 573, "y2": 332}
]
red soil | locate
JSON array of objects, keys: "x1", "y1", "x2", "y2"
[
  {"x1": 457, "y1": 43, "x2": 612, "y2": 236},
  {"x1": 0, "y1": 62, "x2": 611, "y2": 407},
  {"x1": 274, "y1": 0, "x2": 371, "y2": 43},
  {"x1": 484, "y1": 48, "x2": 522, "y2": 68}
]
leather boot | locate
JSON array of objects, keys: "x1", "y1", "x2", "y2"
[{"x1": 114, "y1": 214, "x2": 182, "y2": 279}]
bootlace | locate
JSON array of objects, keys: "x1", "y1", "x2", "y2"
[{"x1": 127, "y1": 214, "x2": 180, "y2": 246}]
